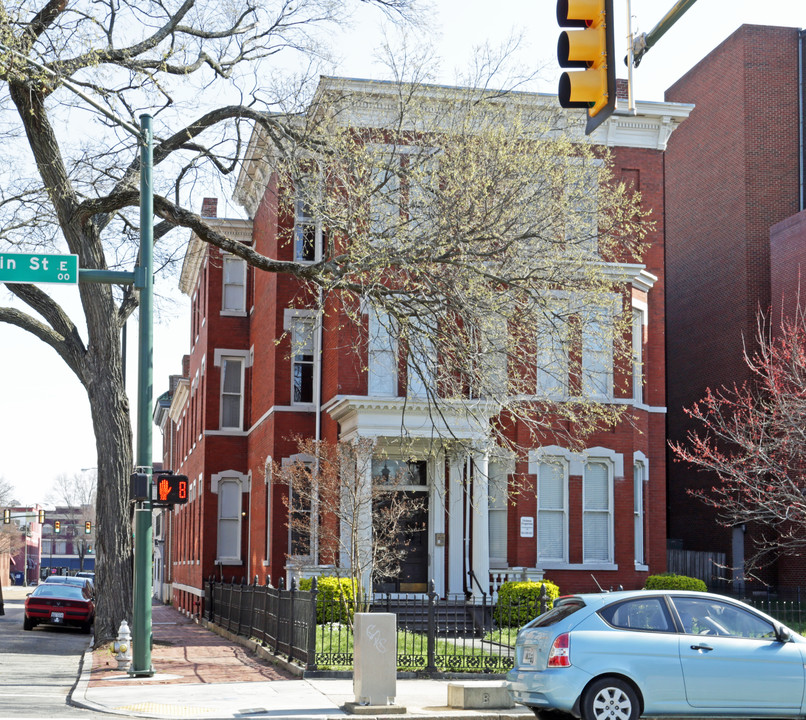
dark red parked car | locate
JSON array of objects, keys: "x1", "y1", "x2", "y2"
[{"x1": 24, "y1": 583, "x2": 94, "y2": 632}]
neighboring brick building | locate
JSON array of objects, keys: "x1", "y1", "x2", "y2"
[
  {"x1": 157, "y1": 77, "x2": 691, "y2": 614},
  {"x1": 665, "y1": 25, "x2": 806, "y2": 589}
]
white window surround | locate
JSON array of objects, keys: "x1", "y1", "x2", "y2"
[
  {"x1": 366, "y1": 305, "x2": 398, "y2": 398},
  {"x1": 283, "y1": 309, "x2": 320, "y2": 408},
  {"x1": 634, "y1": 450, "x2": 649, "y2": 571},
  {"x1": 529, "y1": 446, "x2": 573, "y2": 565},
  {"x1": 283, "y1": 453, "x2": 317, "y2": 562},
  {"x1": 221, "y1": 253, "x2": 247, "y2": 317},
  {"x1": 529, "y1": 446, "x2": 622, "y2": 571},
  {"x1": 294, "y1": 196, "x2": 323, "y2": 263},
  {"x1": 583, "y1": 458, "x2": 614, "y2": 564},
  {"x1": 263, "y1": 456, "x2": 272, "y2": 567},
  {"x1": 211, "y1": 470, "x2": 250, "y2": 565}
]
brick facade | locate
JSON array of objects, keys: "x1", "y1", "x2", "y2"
[
  {"x1": 157, "y1": 79, "x2": 690, "y2": 614},
  {"x1": 665, "y1": 25, "x2": 804, "y2": 587}
]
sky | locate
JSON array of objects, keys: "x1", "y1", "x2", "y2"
[{"x1": 1, "y1": 0, "x2": 804, "y2": 505}]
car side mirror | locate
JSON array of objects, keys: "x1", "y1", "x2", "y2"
[{"x1": 777, "y1": 626, "x2": 792, "y2": 643}]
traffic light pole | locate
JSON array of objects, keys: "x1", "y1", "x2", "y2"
[
  {"x1": 130, "y1": 113, "x2": 155, "y2": 677},
  {"x1": 629, "y1": 0, "x2": 699, "y2": 67},
  {"x1": 0, "y1": 42, "x2": 156, "y2": 676}
]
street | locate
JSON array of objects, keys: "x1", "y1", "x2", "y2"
[{"x1": 0, "y1": 586, "x2": 110, "y2": 719}]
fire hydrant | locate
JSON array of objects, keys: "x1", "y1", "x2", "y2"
[{"x1": 113, "y1": 620, "x2": 132, "y2": 671}]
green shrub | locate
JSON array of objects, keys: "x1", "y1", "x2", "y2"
[
  {"x1": 299, "y1": 576, "x2": 356, "y2": 624},
  {"x1": 644, "y1": 573, "x2": 707, "y2": 592},
  {"x1": 494, "y1": 579, "x2": 560, "y2": 627}
]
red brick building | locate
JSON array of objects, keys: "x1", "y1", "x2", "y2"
[
  {"x1": 665, "y1": 25, "x2": 806, "y2": 589},
  {"x1": 157, "y1": 78, "x2": 691, "y2": 614}
]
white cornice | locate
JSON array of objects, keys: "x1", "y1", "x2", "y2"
[
  {"x1": 323, "y1": 395, "x2": 499, "y2": 442},
  {"x1": 179, "y1": 217, "x2": 253, "y2": 296},
  {"x1": 168, "y1": 378, "x2": 189, "y2": 423},
  {"x1": 234, "y1": 77, "x2": 693, "y2": 216}
]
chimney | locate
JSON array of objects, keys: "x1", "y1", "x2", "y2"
[
  {"x1": 182, "y1": 354, "x2": 190, "y2": 377},
  {"x1": 616, "y1": 78, "x2": 629, "y2": 101},
  {"x1": 200, "y1": 197, "x2": 218, "y2": 218}
]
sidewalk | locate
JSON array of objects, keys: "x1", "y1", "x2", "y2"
[{"x1": 67, "y1": 596, "x2": 529, "y2": 720}]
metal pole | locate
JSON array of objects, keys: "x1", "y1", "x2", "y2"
[
  {"x1": 130, "y1": 113, "x2": 154, "y2": 677},
  {"x1": 630, "y1": 0, "x2": 699, "y2": 67}
]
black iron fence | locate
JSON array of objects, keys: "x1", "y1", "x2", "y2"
[{"x1": 203, "y1": 576, "x2": 552, "y2": 675}]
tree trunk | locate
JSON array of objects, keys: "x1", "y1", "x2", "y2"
[{"x1": 85, "y1": 331, "x2": 134, "y2": 644}]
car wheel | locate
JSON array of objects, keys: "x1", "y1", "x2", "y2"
[
  {"x1": 581, "y1": 677, "x2": 639, "y2": 720},
  {"x1": 23, "y1": 616, "x2": 34, "y2": 631}
]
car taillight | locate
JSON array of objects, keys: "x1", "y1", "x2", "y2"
[{"x1": 547, "y1": 632, "x2": 571, "y2": 667}]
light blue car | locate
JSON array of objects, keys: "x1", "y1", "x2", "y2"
[{"x1": 506, "y1": 589, "x2": 806, "y2": 720}]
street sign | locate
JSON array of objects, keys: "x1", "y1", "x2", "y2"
[{"x1": 0, "y1": 252, "x2": 79, "y2": 284}]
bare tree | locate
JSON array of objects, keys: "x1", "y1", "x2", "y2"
[
  {"x1": 279, "y1": 436, "x2": 426, "y2": 611},
  {"x1": 670, "y1": 307, "x2": 806, "y2": 573},
  {"x1": 0, "y1": 2, "x2": 646, "y2": 641},
  {"x1": 0, "y1": 0, "x2": 420, "y2": 643},
  {"x1": 0, "y1": 477, "x2": 18, "y2": 507}
]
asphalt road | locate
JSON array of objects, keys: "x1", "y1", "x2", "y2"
[{"x1": 0, "y1": 587, "x2": 109, "y2": 719}]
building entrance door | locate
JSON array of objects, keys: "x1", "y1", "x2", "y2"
[{"x1": 374, "y1": 491, "x2": 429, "y2": 593}]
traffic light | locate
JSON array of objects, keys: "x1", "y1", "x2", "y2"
[
  {"x1": 153, "y1": 473, "x2": 189, "y2": 506},
  {"x1": 3, "y1": 509, "x2": 9, "y2": 524},
  {"x1": 54, "y1": 520, "x2": 61, "y2": 533},
  {"x1": 38, "y1": 509, "x2": 45, "y2": 524},
  {"x1": 557, "y1": 0, "x2": 616, "y2": 135},
  {"x1": 85, "y1": 521, "x2": 92, "y2": 534}
]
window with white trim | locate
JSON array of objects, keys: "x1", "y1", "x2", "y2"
[
  {"x1": 294, "y1": 199, "x2": 321, "y2": 262},
  {"x1": 368, "y1": 307, "x2": 398, "y2": 396},
  {"x1": 583, "y1": 460, "x2": 613, "y2": 563},
  {"x1": 285, "y1": 455, "x2": 316, "y2": 560},
  {"x1": 564, "y1": 161, "x2": 600, "y2": 254},
  {"x1": 222, "y1": 255, "x2": 247, "y2": 314},
  {"x1": 369, "y1": 165, "x2": 400, "y2": 243},
  {"x1": 220, "y1": 356, "x2": 244, "y2": 429},
  {"x1": 407, "y1": 331, "x2": 436, "y2": 398},
  {"x1": 581, "y1": 308, "x2": 613, "y2": 399},
  {"x1": 488, "y1": 462, "x2": 509, "y2": 565},
  {"x1": 217, "y1": 477, "x2": 242, "y2": 563},
  {"x1": 537, "y1": 312, "x2": 569, "y2": 397},
  {"x1": 633, "y1": 307, "x2": 644, "y2": 404},
  {"x1": 290, "y1": 316, "x2": 315, "y2": 404},
  {"x1": 537, "y1": 460, "x2": 568, "y2": 563},
  {"x1": 634, "y1": 460, "x2": 646, "y2": 566}
]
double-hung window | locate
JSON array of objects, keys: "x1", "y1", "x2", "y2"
[
  {"x1": 368, "y1": 307, "x2": 398, "y2": 396},
  {"x1": 220, "y1": 356, "x2": 244, "y2": 430},
  {"x1": 537, "y1": 460, "x2": 568, "y2": 563},
  {"x1": 222, "y1": 255, "x2": 247, "y2": 315},
  {"x1": 583, "y1": 461, "x2": 613, "y2": 563},
  {"x1": 216, "y1": 477, "x2": 242, "y2": 563},
  {"x1": 294, "y1": 199, "x2": 320, "y2": 262},
  {"x1": 537, "y1": 310, "x2": 569, "y2": 398},
  {"x1": 581, "y1": 307, "x2": 613, "y2": 399},
  {"x1": 634, "y1": 460, "x2": 646, "y2": 566},
  {"x1": 488, "y1": 461, "x2": 509, "y2": 565},
  {"x1": 291, "y1": 317, "x2": 315, "y2": 404}
]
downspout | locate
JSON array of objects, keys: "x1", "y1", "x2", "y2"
[
  {"x1": 464, "y1": 455, "x2": 471, "y2": 595},
  {"x1": 314, "y1": 288, "x2": 324, "y2": 565}
]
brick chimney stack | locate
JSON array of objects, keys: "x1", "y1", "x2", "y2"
[{"x1": 200, "y1": 197, "x2": 218, "y2": 218}]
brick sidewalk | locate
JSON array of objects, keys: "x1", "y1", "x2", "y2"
[{"x1": 89, "y1": 603, "x2": 297, "y2": 686}]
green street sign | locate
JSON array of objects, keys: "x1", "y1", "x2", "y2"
[{"x1": 0, "y1": 252, "x2": 79, "y2": 284}]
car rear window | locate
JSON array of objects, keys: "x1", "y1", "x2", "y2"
[
  {"x1": 525, "y1": 598, "x2": 586, "y2": 628},
  {"x1": 599, "y1": 596, "x2": 675, "y2": 632}
]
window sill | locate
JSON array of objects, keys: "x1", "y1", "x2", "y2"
[
  {"x1": 634, "y1": 563, "x2": 649, "y2": 572},
  {"x1": 215, "y1": 559, "x2": 243, "y2": 566},
  {"x1": 540, "y1": 562, "x2": 618, "y2": 571}
]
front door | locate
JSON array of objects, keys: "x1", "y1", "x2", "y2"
[{"x1": 374, "y1": 491, "x2": 429, "y2": 593}]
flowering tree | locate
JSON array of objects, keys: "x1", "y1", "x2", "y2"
[{"x1": 670, "y1": 309, "x2": 806, "y2": 569}]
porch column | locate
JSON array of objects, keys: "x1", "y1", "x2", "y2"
[
  {"x1": 447, "y1": 451, "x2": 465, "y2": 595},
  {"x1": 341, "y1": 441, "x2": 374, "y2": 596},
  {"x1": 431, "y1": 451, "x2": 447, "y2": 597},
  {"x1": 470, "y1": 448, "x2": 490, "y2": 600}
]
